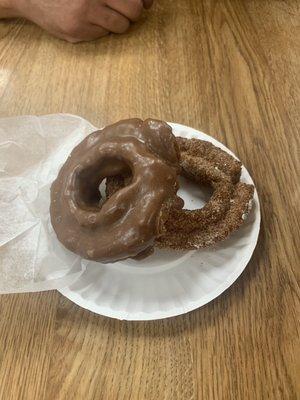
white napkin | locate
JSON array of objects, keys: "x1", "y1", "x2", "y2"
[{"x1": 0, "y1": 114, "x2": 97, "y2": 293}]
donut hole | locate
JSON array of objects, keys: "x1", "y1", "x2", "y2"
[
  {"x1": 76, "y1": 160, "x2": 131, "y2": 209},
  {"x1": 177, "y1": 176, "x2": 213, "y2": 210},
  {"x1": 77, "y1": 171, "x2": 102, "y2": 209}
]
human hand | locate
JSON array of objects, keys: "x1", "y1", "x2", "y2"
[{"x1": 0, "y1": 0, "x2": 154, "y2": 42}]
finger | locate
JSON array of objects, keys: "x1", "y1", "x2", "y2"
[
  {"x1": 60, "y1": 24, "x2": 109, "y2": 43},
  {"x1": 143, "y1": 0, "x2": 154, "y2": 9},
  {"x1": 89, "y1": 5, "x2": 130, "y2": 33},
  {"x1": 105, "y1": 0, "x2": 143, "y2": 21}
]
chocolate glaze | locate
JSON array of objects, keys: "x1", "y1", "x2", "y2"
[{"x1": 50, "y1": 119, "x2": 180, "y2": 262}]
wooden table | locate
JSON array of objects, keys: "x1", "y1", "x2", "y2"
[{"x1": 0, "y1": 1, "x2": 299, "y2": 399}]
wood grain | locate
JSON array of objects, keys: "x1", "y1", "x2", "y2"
[{"x1": 0, "y1": 1, "x2": 299, "y2": 399}]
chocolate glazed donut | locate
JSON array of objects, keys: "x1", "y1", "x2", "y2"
[{"x1": 50, "y1": 119, "x2": 181, "y2": 262}]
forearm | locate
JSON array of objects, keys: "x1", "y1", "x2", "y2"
[{"x1": 0, "y1": 0, "x2": 20, "y2": 18}]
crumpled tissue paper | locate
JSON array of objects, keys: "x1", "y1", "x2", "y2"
[{"x1": 0, "y1": 114, "x2": 98, "y2": 293}]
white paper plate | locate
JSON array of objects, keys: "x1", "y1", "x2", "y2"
[{"x1": 59, "y1": 123, "x2": 260, "y2": 320}]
